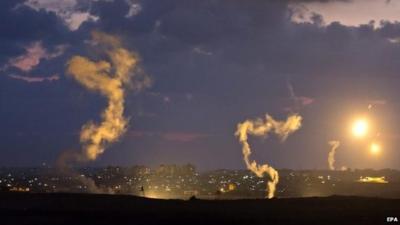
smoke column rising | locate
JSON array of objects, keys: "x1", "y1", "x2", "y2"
[
  {"x1": 58, "y1": 32, "x2": 150, "y2": 193},
  {"x1": 56, "y1": 150, "x2": 113, "y2": 193},
  {"x1": 67, "y1": 31, "x2": 150, "y2": 161},
  {"x1": 235, "y1": 114, "x2": 302, "y2": 198},
  {"x1": 328, "y1": 141, "x2": 340, "y2": 170}
]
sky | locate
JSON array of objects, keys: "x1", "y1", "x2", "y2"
[{"x1": 1, "y1": 0, "x2": 400, "y2": 170}]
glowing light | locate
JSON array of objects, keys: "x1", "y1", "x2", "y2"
[
  {"x1": 358, "y1": 176, "x2": 388, "y2": 183},
  {"x1": 144, "y1": 191, "x2": 167, "y2": 199},
  {"x1": 370, "y1": 143, "x2": 381, "y2": 155},
  {"x1": 351, "y1": 118, "x2": 368, "y2": 138},
  {"x1": 146, "y1": 194, "x2": 160, "y2": 199}
]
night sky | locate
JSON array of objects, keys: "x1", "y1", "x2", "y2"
[{"x1": 1, "y1": 0, "x2": 400, "y2": 170}]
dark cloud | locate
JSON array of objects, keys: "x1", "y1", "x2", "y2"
[
  {"x1": 8, "y1": 74, "x2": 60, "y2": 83},
  {"x1": 1, "y1": 0, "x2": 400, "y2": 169},
  {"x1": 288, "y1": 0, "x2": 350, "y2": 2}
]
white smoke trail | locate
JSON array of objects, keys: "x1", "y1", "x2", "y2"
[
  {"x1": 66, "y1": 31, "x2": 151, "y2": 161},
  {"x1": 328, "y1": 141, "x2": 340, "y2": 170},
  {"x1": 235, "y1": 114, "x2": 302, "y2": 198}
]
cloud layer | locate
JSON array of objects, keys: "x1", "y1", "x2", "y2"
[
  {"x1": 289, "y1": 0, "x2": 400, "y2": 28},
  {"x1": 21, "y1": 0, "x2": 99, "y2": 31},
  {"x1": 2, "y1": 0, "x2": 400, "y2": 169}
]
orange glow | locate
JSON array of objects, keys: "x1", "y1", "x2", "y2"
[
  {"x1": 370, "y1": 143, "x2": 381, "y2": 155},
  {"x1": 358, "y1": 176, "x2": 388, "y2": 183},
  {"x1": 351, "y1": 118, "x2": 369, "y2": 138}
]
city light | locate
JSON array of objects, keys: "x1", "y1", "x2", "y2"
[{"x1": 358, "y1": 176, "x2": 388, "y2": 183}]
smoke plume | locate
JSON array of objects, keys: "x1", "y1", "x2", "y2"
[
  {"x1": 67, "y1": 31, "x2": 150, "y2": 161},
  {"x1": 285, "y1": 79, "x2": 314, "y2": 112},
  {"x1": 56, "y1": 150, "x2": 109, "y2": 193},
  {"x1": 235, "y1": 114, "x2": 302, "y2": 198},
  {"x1": 328, "y1": 140, "x2": 340, "y2": 170},
  {"x1": 57, "y1": 31, "x2": 150, "y2": 193}
]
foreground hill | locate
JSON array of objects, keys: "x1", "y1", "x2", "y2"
[{"x1": 0, "y1": 192, "x2": 399, "y2": 225}]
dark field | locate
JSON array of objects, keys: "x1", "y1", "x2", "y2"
[{"x1": 0, "y1": 192, "x2": 399, "y2": 225}]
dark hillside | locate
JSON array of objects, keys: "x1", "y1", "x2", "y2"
[{"x1": 0, "y1": 192, "x2": 399, "y2": 225}]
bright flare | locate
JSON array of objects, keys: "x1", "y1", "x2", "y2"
[
  {"x1": 351, "y1": 119, "x2": 368, "y2": 138},
  {"x1": 370, "y1": 143, "x2": 381, "y2": 155}
]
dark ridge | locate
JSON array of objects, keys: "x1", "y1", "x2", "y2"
[{"x1": 0, "y1": 192, "x2": 399, "y2": 225}]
